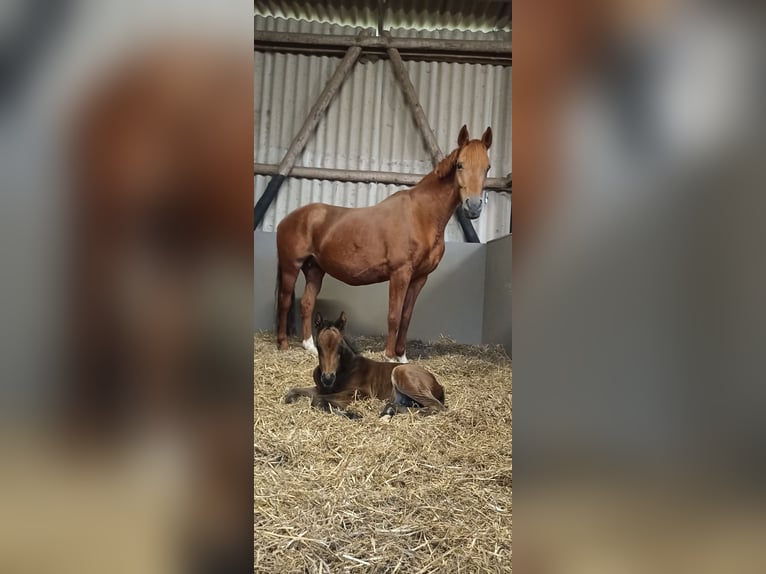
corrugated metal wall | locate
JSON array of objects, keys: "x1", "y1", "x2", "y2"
[
  {"x1": 254, "y1": 0, "x2": 512, "y2": 32},
  {"x1": 254, "y1": 15, "x2": 512, "y2": 242}
]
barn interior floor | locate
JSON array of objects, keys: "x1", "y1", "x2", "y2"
[{"x1": 254, "y1": 331, "x2": 512, "y2": 573}]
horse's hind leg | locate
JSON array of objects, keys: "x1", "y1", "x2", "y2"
[
  {"x1": 300, "y1": 260, "x2": 325, "y2": 354},
  {"x1": 379, "y1": 389, "x2": 429, "y2": 418},
  {"x1": 277, "y1": 264, "x2": 300, "y2": 350},
  {"x1": 379, "y1": 401, "x2": 411, "y2": 418},
  {"x1": 386, "y1": 366, "x2": 446, "y2": 417}
]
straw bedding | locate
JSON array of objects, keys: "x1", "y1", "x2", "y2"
[{"x1": 254, "y1": 332, "x2": 512, "y2": 573}]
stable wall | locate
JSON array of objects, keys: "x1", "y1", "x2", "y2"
[
  {"x1": 482, "y1": 234, "x2": 512, "y2": 357},
  {"x1": 255, "y1": 231, "x2": 511, "y2": 354}
]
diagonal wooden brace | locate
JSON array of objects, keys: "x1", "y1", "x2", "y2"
[
  {"x1": 386, "y1": 39, "x2": 480, "y2": 243},
  {"x1": 254, "y1": 34, "x2": 365, "y2": 229}
]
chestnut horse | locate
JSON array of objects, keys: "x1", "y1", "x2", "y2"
[
  {"x1": 276, "y1": 124, "x2": 493, "y2": 361},
  {"x1": 283, "y1": 312, "x2": 446, "y2": 419}
]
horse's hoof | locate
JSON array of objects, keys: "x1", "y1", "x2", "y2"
[
  {"x1": 283, "y1": 393, "x2": 297, "y2": 404},
  {"x1": 396, "y1": 353, "x2": 408, "y2": 364},
  {"x1": 383, "y1": 354, "x2": 398, "y2": 363},
  {"x1": 344, "y1": 410, "x2": 362, "y2": 420},
  {"x1": 380, "y1": 414, "x2": 393, "y2": 423},
  {"x1": 379, "y1": 404, "x2": 396, "y2": 418},
  {"x1": 302, "y1": 338, "x2": 318, "y2": 355},
  {"x1": 278, "y1": 341, "x2": 289, "y2": 351}
]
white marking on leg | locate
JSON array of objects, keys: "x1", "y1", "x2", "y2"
[
  {"x1": 396, "y1": 353, "x2": 408, "y2": 364},
  {"x1": 302, "y1": 338, "x2": 318, "y2": 355}
]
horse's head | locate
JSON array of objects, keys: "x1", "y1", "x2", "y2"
[
  {"x1": 314, "y1": 311, "x2": 348, "y2": 388},
  {"x1": 436, "y1": 125, "x2": 493, "y2": 219}
]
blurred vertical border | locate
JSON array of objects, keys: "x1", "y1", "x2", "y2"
[
  {"x1": 514, "y1": 0, "x2": 766, "y2": 572},
  {"x1": 0, "y1": 2, "x2": 254, "y2": 573}
]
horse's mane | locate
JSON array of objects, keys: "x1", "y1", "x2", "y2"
[{"x1": 434, "y1": 148, "x2": 459, "y2": 179}]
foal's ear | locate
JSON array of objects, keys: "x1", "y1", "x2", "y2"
[
  {"x1": 314, "y1": 312, "x2": 323, "y2": 330},
  {"x1": 457, "y1": 124, "x2": 470, "y2": 147},
  {"x1": 481, "y1": 126, "x2": 493, "y2": 149},
  {"x1": 336, "y1": 311, "x2": 347, "y2": 332}
]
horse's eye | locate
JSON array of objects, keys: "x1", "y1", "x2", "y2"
[{"x1": 456, "y1": 162, "x2": 463, "y2": 170}]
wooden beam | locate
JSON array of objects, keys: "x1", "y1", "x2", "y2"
[
  {"x1": 276, "y1": 46, "x2": 363, "y2": 176},
  {"x1": 254, "y1": 29, "x2": 512, "y2": 65},
  {"x1": 254, "y1": 30, "x2": 512, "y2": 53},
  {"x1": 377, "y1": 0, "x2": 386, "y2": 36},
  {"x1": 386, "y1": 44, "x2": 442, "y2": 164},
  {"x1": 383, "y1": 37, "x2": 480, "y2": 242},
  {"x1": 254, "y1": 36, "x2": 365, "y2": 228},
  {"x1": 253, "y1": 163, "x2": 512, "y2": 191}
]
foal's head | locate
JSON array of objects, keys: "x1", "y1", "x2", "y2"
[
  {"x1": 314, "y1": 311, "x2": 349, "y2": 388},
  {"x1": 435, "y1": 125, "x2": 493, "y2": 219}
]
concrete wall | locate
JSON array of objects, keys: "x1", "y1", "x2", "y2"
[
  {"x1": 482, "y1": 234, "x2": 512, "y2": 357},
  {"x1": 255, "y1": 231, "x2": 511, "y2": 353}
]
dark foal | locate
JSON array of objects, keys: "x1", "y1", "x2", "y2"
[{"x1": 283, "y1": 312, "x2": 446, "y2": 419}]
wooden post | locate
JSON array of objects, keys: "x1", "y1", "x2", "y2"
[
  {"x1": 254, "y1": 36, "x2": 365, "y2": 229},
  {"x1": 377, "y1": 0, "x2": 386, "y2": 36},
  {"x1": 386, "y1": 39, "x2": 480, "y2": 242},
  {"x1": 386, "y1": 44, "x2": 442, "y2": 164}
]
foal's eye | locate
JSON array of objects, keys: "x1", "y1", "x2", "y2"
[{"x1": 456, "y1": 162, "x2": 463, "y2": 170}]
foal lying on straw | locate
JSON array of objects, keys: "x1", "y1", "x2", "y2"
[{"x1": 284, "y1": 312, "x2": 446, "y2": 419}]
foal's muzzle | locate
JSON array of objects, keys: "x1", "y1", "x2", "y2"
[
  {"x1": 320, "y1": 372, "x2": 336, "y2": 387},
  {"x1": 463, "y1": 196, "x2": 483, "y2": 220}
]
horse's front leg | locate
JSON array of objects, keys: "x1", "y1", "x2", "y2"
[
  {"x1": 384, "y1": 270, "x2": 411, "y2": 361},
  {"x1": 311, "y1": 394, "x2": 361, "y2": 420},
  {"x1": 283, "y1": 386, "x2": 317, "y2": 404},
  {"x1": 394, "y1": 275, "x2": 428, "y2": 362},
  {"x1": 300, "y1": 262, "x2": 325, "y2": 354}
]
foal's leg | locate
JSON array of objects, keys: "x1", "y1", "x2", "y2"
[
  {"x1": 283, "y1": 386, "x2": 317, "y2": 404},
  {"x1": 394, "y1": 275, "x2": 428, "y2": 362},
  {"x1": 284, "y1": 387, "x2": 359, "y2": 419},
  {"x1": 277, "y1": 264, "x2": 300, "y2": 350},
  {"x1": 300, "y1": 262, "x2": 325, "y2": 354},
  {"x1": 384, "y1": 270, "x2": 412, "y2": 361},
  {"x1": 387, "y1": 366, "x2": 446, "y2": 417},
  {"x1": 310, "y1": 393, "x2": 361, "y2": 420}
]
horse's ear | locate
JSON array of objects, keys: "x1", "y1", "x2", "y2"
[
  {"x1": 314, "y1": 312, "x2": 323, "y2": 330},
  {"x1": 434, "y1": 149, "x2": 458, "y2": 179},
  {"x1": 336, "y1": 311, "x2": 347, "y2": 332},
  {"x1": 481, "y1": 126, "x2": 493, "y2": 149},
  {"x1": 457, "y1": 124, "x2": 470, "y2": 147}
]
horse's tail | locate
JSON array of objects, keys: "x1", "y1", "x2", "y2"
[{"x1": 274, "y1": 263, "x2": 296, "y2": 337}]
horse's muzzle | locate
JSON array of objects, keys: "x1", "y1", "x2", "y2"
[
  {"x1": 320, "y1": 372, "x2": 336, "y2": 387},
  {"x1": 463, "y1": 197, "x2": 483, "y2": 220}
]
